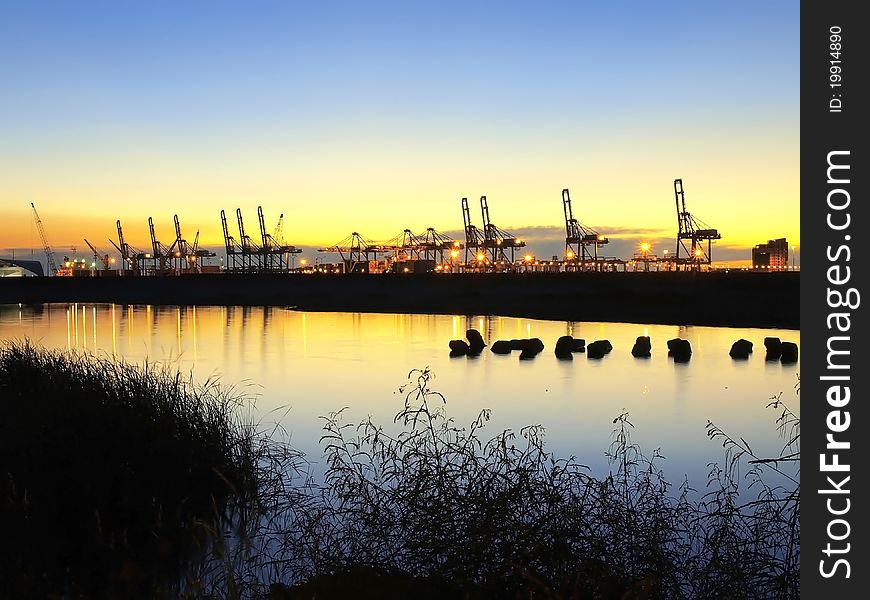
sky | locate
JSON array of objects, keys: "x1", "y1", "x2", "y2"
[{"x1": 0, "y1": 0, "x2": 799, "y2": 265}]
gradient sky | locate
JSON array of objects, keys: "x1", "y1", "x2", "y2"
[{"x1": 0, "y1": 0, "x2": 799, "y2": 264}]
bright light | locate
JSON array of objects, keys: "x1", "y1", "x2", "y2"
[
  {"x1": 640, "y1": 242, "x2": 650, "y2": 252},
  {"x1": 694, "y1": 249, "x2": 703, "y2": 257},
  {"x1": 453, "y1": 241, "x2": 460, "y2": 247},
  {"x1": 566, "y1": 250, "x2": 575, "y2": 259},
  {"x1": 524, "y1": 254, "x2": 532, "y2": 262},
  {"x1": 109, "y1": 258, "x2": 115, "y2": 263},
  {"x1": 450, "y1": 250, "x2": 459, "y2": 258},
  {"x1": 300, "y1": 259, "x2": 307, "y2": 265},
  {"x1": 597, "y1": 234, "x2": 606, "y2": 241},
  {"x1": 663, "y1": 249, "x2": 669, "y2": 255},
  {"x1": 403, "y1": 267, "x2": 409, "y2": 273},
  {"x1": 476, "y1": 253, "x2": 485, "y2": 261}
]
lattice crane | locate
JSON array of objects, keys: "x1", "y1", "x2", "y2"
[{"x1": 30, "y1": 202, "x2": 58, "y2": 276}]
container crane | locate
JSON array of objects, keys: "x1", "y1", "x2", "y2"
[
  {"x1": 30, "y1": 202, "x2": 58, "y2": 276},
  {"x1": 220, "y1": 209, "x2": 243, "y2": 271},
  {"x1": 479, "y1": 196, "x2": 525, "y2": 266},
  {"x1": 236, "y1": 208, "x2": 260, "y2": 272},
  {"x1": 562, "y1": 188, "x2": 608, "y2": 270},
  {"x1": 461, "y1": 197, "x2": 485, "y2": 266},
  {"x1": 673, "y1": 179, "x2": 721, "y2": 269}
]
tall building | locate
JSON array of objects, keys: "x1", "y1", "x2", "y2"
[{"x1": 752, "y1": 238, "x2": 788, "y2": 269}]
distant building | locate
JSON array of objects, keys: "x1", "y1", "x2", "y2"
[
  {"x1": 752, "y1": 238, "x2": 788, "y2": 270},
  {"x1": 0, "y1": 258, "x2": 44, "y2": 277}
]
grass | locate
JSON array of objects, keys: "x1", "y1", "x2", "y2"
[
  {"x1": 0, "y1": 342, "x2": 799, "y2": 599},
  {"x1": 0, "y1": 340, "x2": 282, "y2": 598}
]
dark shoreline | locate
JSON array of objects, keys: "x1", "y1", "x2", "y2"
[{"x1": 0, "y1": 271, "x2": 799, "y2": 329}]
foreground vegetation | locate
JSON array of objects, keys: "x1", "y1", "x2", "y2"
[
  {"x1": 0, "y1": 342, "x2": 799, "y2": 599},
  {"x1": 0, "y1": 341, "x2": 279, "y2": 598}
]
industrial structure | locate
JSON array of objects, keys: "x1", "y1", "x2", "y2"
[
  {"x1": 479, "y1": 196, "x2": 525, "y2": 266},
  {"x1": 16, "y1": 178, "x2": 755, "y2": 277},
  {"x1": 221, "y1": 207, "x2": 300, "y2": 273},
  {"x1": 673, "y1": 178, "x2": 721, "y2": 269},
  {"x1": 319, "y1": 227, "x2": 462, "y2": 273},
  {"x1": 562, "y1": 188, "x2": 609, "y2": 271},
  {"x1": 30, "y1": 203, "x2": 59, "y2": 276}
]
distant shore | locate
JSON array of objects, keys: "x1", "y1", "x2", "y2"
[{"x1": 0, "y1": 271, "x2": 799, "y2": 329}]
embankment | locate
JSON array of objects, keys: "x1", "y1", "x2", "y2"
[{"x1": 0, "y1": 271, "x2": 798, "y2": 329}]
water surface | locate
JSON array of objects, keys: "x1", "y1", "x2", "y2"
[{"x1": 1, "y1": 304, "x2": 800, "y2": 487}]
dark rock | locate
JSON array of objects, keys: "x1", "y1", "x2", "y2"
[
  {"x1": 513, "y1": 338, "x2": 544, "y2": 359},
  {"x1": 631, "y1": 336, "x2": 652, "y2": 358},
  {"x1": 780, "y1": 342, "x2": 799, "y2": 364},
  {"x1": 527, "y1": 338, "x2": 545, "y2": 353},
  {"x1": 587, "y1": 339, "x2": 613, "y2": 359},
  {"x1": 667, "y1": 338, "x2": 692, "y2": 362},
  {"x1": 449, "y1": 349, "x2": 466, "y2": 358},
  {"x1": 465, "y1": 329, "x2": 486, "y2": 353},
  {"x1": 570, "y1": 338, "x2": 586, "y2": 352},
  {"x1": 554, "y1": 335, "x2": 578, "y2": 359},
  {"x1": 729, "y1": 338, "x2": 753, "y2": 359},
  {"x1": 763, "y1": 337, "x2": 782, "y2": 352},
  {"x1": 448, "y1": 340, "x2": 469, "y2": 353},
  {"x1": 764, "y1": 336, "x2": 783, "y2": 361},
  {"x1": 490, "y1": 340, "x2": 513, "y2": 355},
  {"x1": 508, "y1": 339, "x2": 526, "y2": 350}
]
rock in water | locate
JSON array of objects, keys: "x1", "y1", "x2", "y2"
[
  {"x1": 764, "y1": 337, "x2": 782, "y2": 361},
  {"x1": 490, "y1": 340, "x2": 513, "y2": 355},
  {"x1": 780, "y1": 342, "x2": 799, "y2": 364},
  {"x1": 667, "y1": 338, "x2": 692, "y2": 362},
  {"x1": 729, "y1": 338, "x2": 753, "y2": 359},
  {"x1": 515, "y1": 338, "x2": 544, "y2": 359},
  {"x1": 466, "y1": 329, "x2": 486, "y2": 353},
  {"x1": 554, "y1": 335, "x2": 575, "y2": 359},
  {"x1": 631, "y1": 336, "x2": 652, "y2": 358},
  {"x1": 587, "y1": 340, "x2": 613, "y2": 359},
  {"x1": 448, "y1": 340, "x2": 469, "y2": 357}
]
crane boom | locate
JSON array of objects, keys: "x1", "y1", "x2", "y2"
[
  {"x1": 31, "y1": 202, "x2": 58, "y2": 276},
  {"x1": 84, "y1": 238, "x2": 111, "y2": 269}
]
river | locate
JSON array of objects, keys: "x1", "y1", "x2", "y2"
[{"x1": 1, "y1": 303, "x2": 800, "y2": 489}]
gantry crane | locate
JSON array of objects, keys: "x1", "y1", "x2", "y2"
[
  {"x1": 562, "y1": 188, "x2": 608, "y2": 270},
  {"x1": 479, "y1": 196, "x2": 525, "y2": 266},
  {"x1": 674, "y1": 179, "x2": 721, "y2": 269},
  {"x1": 257, "y1": 206, "x2": 299, "y2": 271},
  {"x1": 30, "y1": 202, "x2": 58, "y2": 276},
  {"x1": 221, "y1": 209, "x2": 243, "y2": 271},
  {"x1": 318, "y1": 232, "x2": 386, "y2": 273},
  {"x1": 419, "y1": 227, "x2": 461, "y2": 263},
  {"x1": 110, "y1": 219, "x2": 145, "y2": 275},
  {"x1": 147, "y1": 217, "x2": 178, "y2": 274},
  {"x1": 236, "y1": 208, "x2": 260, "y2": 272},
  {"x1": 461, "y1": 197, "x2": 486, "y2": 266},
  {"x1": 172, "y1": 214, "x2": 214, "y2": 272}
]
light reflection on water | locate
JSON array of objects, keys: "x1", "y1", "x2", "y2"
[{"x1": 1, "y1": 303, "x2": 800, "y2": 487}]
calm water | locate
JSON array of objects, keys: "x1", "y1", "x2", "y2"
[{"x1": 1, "y1": 303, "x2": 800, "y2": 487}]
